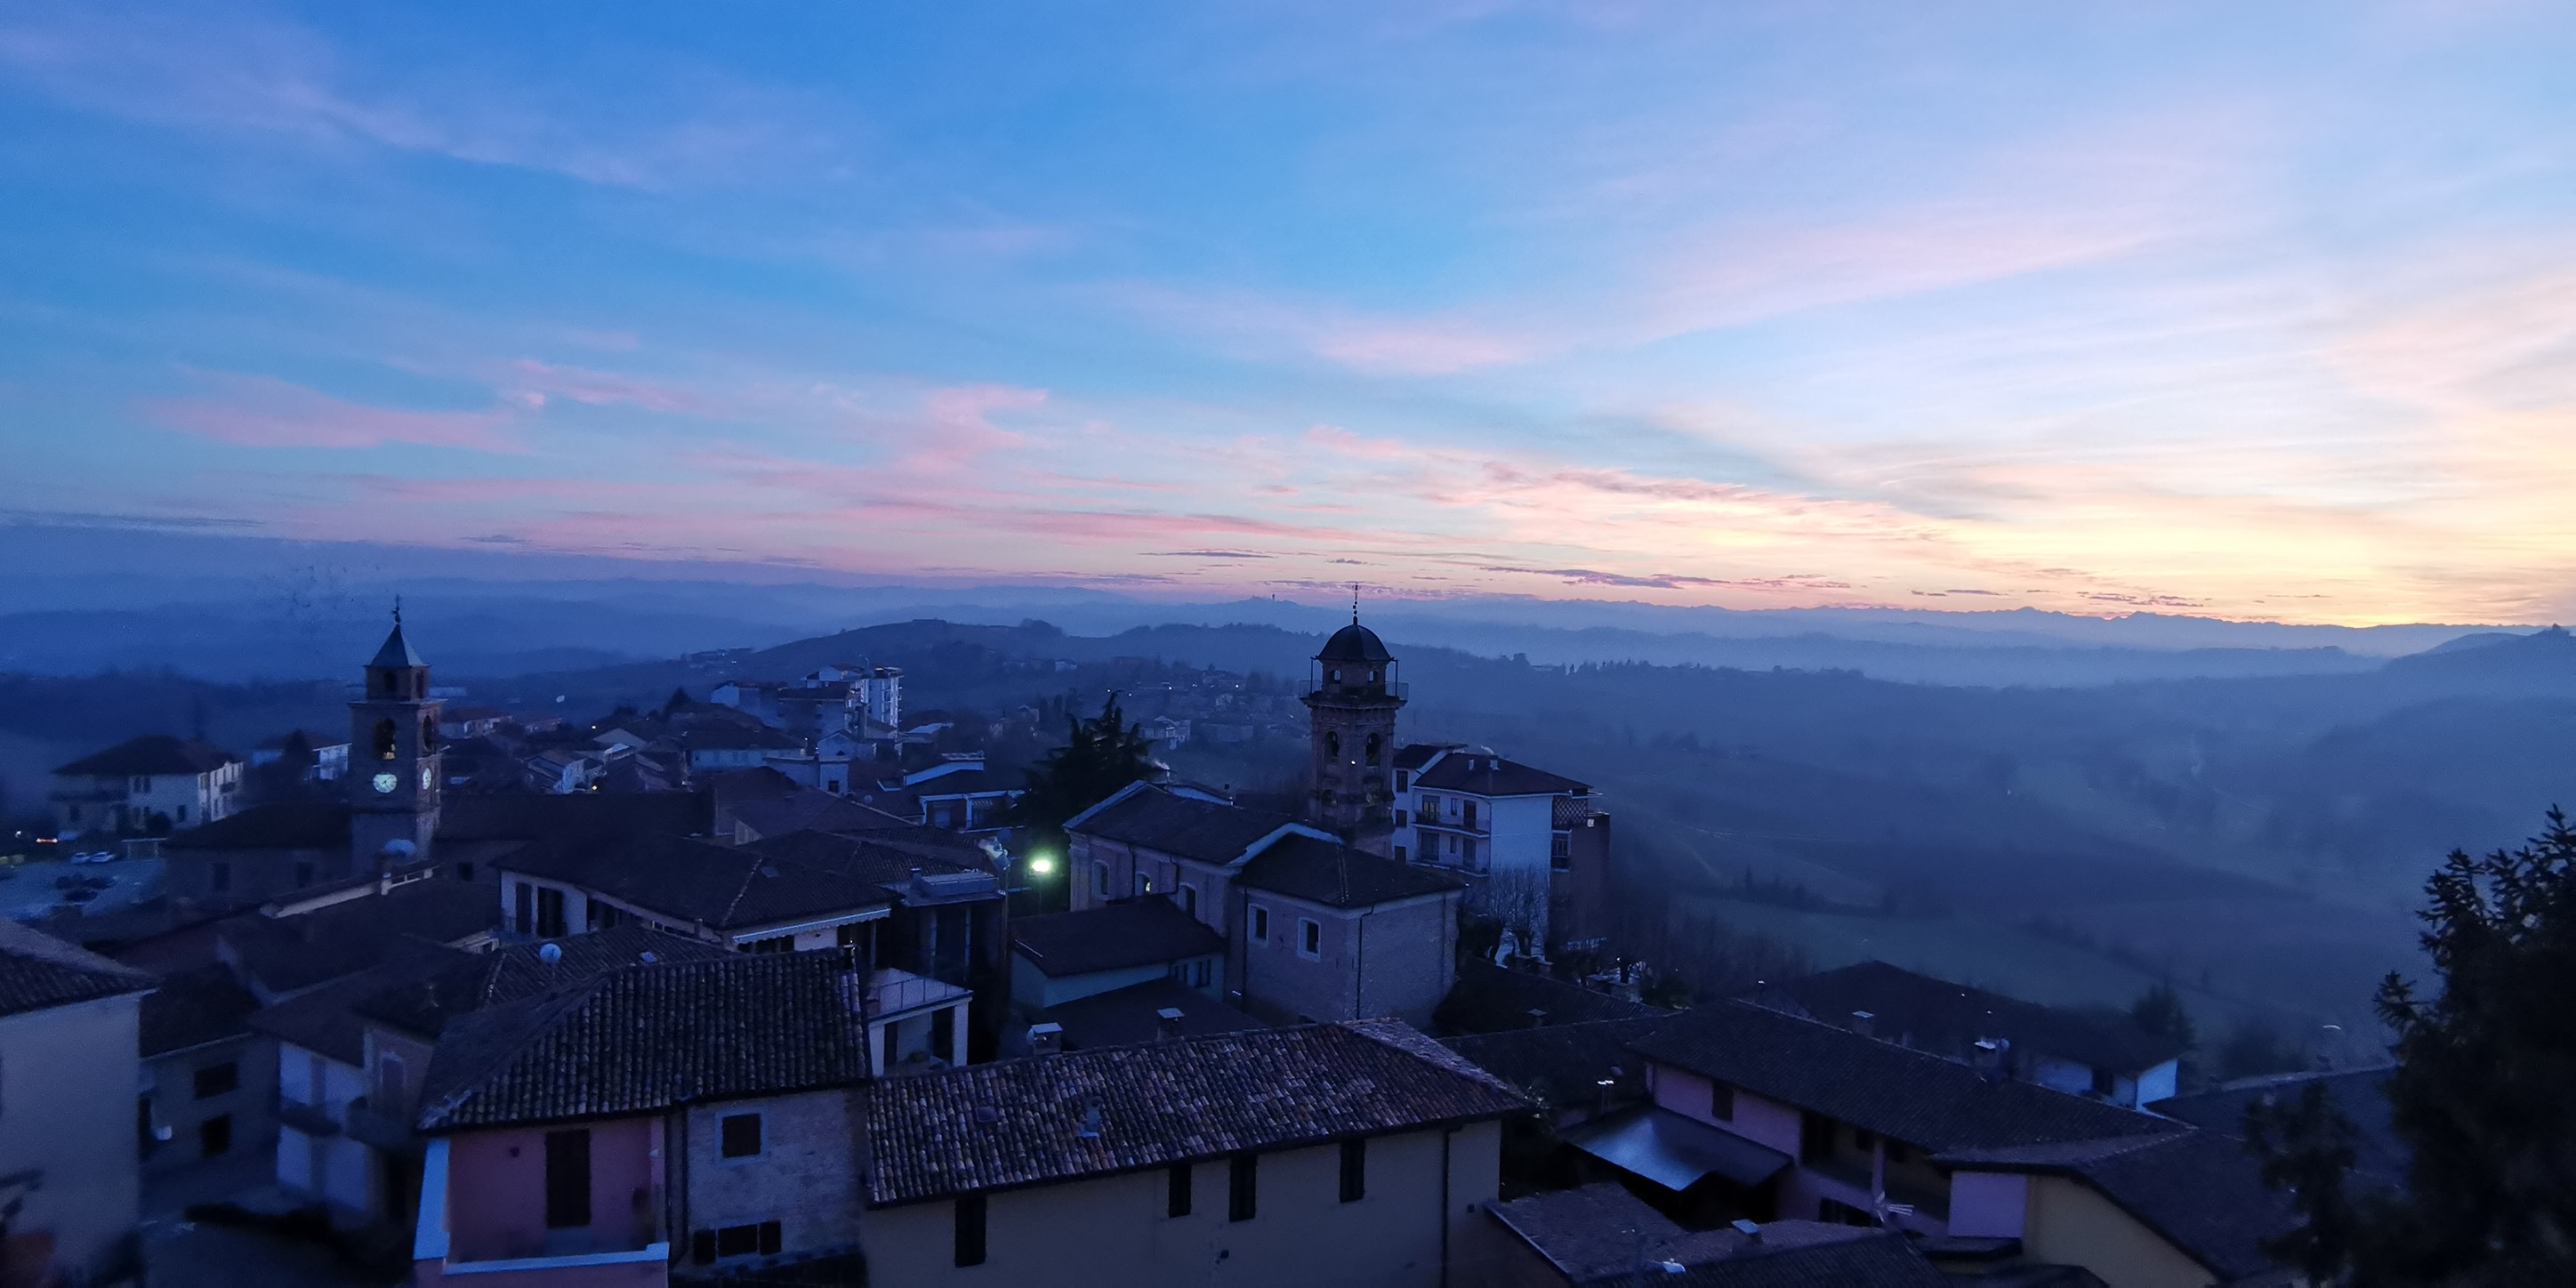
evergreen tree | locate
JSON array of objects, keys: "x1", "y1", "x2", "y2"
[
  {"x1": 1008, "y1": 695, "x2": 1155, "y2": 902},
  {"x1": 2243, "y1": 1081, "x2": 2362, "y2": 1283},
  {"x1": 2250, "y1": 809, "x2": 2576, "y2": 1285},
  {"x1": 2128, "y1": 982, "x2": 2196, "y2": 1050}
]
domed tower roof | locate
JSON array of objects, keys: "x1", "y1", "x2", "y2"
[{"x1": 1316, "y1": 622, "x2": 1392, "y2": 664}]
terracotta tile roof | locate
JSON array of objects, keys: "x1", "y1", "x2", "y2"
[
  {"x1": 1745, "y1": 961, "x2": 2186, "y2": 1075},
  {"x1": 353, "y1": 924, "x2": 734, "y2": 1040},
  {"x1": 1031, "y1": 978, "x2": 1264, "y2": 1051},
  {"x1": 1435, "y1": 960, "x2": 1662, "y2": 1034},
  {"x1": 1412, "y1": 752, "x2": 1589, "y2": 798},
  {"x1": 1010, "y1": 898, "x2": 1225, "y2": 978},
  {"x1": 1486, "y1": 1184, "x2": 1926, "y2": 1286},
  {"x1": 139, "y1": 963, "x2": 262, "y2": 1057},
  {"x1": 1235, "y1": 833, "x2": 1466, "y2": 908},
  {"x1": 859, "y1": 1019, "x2": 1529, "y2": 1207},
  {"x1": 52, "y1": 735, "x2": 240, "y2": 777},
  {"x1": 248, "y1": 944, "x2": 475, "y2": 1064},
  {"x1": 1442, "y1": 1016, "x2": 1674, "y2": 1109},
  {"x1": 218, "y1": 880, "x2": 500, "y2": 995},
  {"x1": 0, "y1": 916, "x2": 155, "y2": 1018},
  {"x1": 1067, "y1": 785, "x2": 1303, "y2": 865},
  {"x1": 1936, "y1": 1130, "x2": 2296, "y2": 1284},
  {"x1": 415, "y1": 949, "x2": 874, "y2": 1131},
  {"x1": 499, "y1": 832, "x2": 907, "y2": 932},
  {"x1": 1628, "y1": 1001, "x2": 2180, "y2": 1154}
]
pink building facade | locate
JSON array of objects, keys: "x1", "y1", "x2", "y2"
[{"x1": 413, "y1": 1121, "x2": 671, "y2": 1286}]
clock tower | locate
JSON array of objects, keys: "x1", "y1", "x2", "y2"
[
  {"x1": 1303, "y1": 608, "x2": 1404, "y2": 856},
  {"x1": 349, "y1": 608, "x2": 443, "y2": 869}
]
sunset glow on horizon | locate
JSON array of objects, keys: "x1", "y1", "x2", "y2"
[{"x1": 4, "y1": 2, "x2": 2574, "y2": 625}]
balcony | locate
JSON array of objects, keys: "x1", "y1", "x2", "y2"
[
  {"x1": 277, "y1": 1098, "x2": 342, "y2": 1139},
  {"x1": 343, "y1": 1097, "x2": 416, "y2": 1152},
  {"x1": 1413, "y1": 817, "x2": 1489, "y2": 838},
  {"x1": 415, "y1": 1139, "x2": 668, "y2": 1284}
]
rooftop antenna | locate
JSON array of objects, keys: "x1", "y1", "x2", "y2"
[
  {"x1": 1351, "y1": 583, "x2": 1361, "y2": 624},
  {"x1": 393, "y1": 594, "x2": 403, "y2": 628}
]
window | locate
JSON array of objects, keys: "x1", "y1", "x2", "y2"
[
  {"x1": 1325, "y1": 732, "x2": 1340, "y2": 761},
  {"x1": 1228, "y1": 1153, "x2": 1258, "y2": 1222},
  {"x1": 741, "y1": 936, "x2": 793, "y2": 954},
  {"x1": 1250, "y1": 906, "x2": 1269, "y2": 942},
  {"x1": 1551, "y1": 833, "x2": 1572, "y2": 871},
  {"x1": 720, "y1": 1114, "x2": 762, "y2": 1158},
  {"x1": 932, "y1": 1006, "x2": 956, "y2": 1060},
  {"x1": 1396, "y1": 771, "x2": 1410, "y2": 792},
  {"x1": 1093, "y1": 862, "x2": 1111, "y2": 900},
  {"x1": 512, "y1": 881, "x2": 534, "y2": 936},
  {"x1": 1709, "y1": 1082, "x2": 1735, "y2": 1122},
  {"x1": 2089, "y1": 1066, "x2": 2115, "y2": 1098},
  {"x1": 1179, "y1": 884, "x2": 1197, "y2": 916},
  {"x1": 455, "y1": 862, "x2": 474, "y2": 882},
  {"x1": 1393, "y1": 845, "x2": 1408, "y2": 862},
  {"x1": 1364, "y1": 734, "x2": 1381, "y2": 766},
  {"x1": 1298, "y1": 918, "x2": 1322, "y2": 960},
  {"x1": 1799, "y1": 1114, "x2": 1833, "y2": 1163},
  {"x1": 587, "y1": 899, "x2": 624, "y2": 930},
  {"x1": 1854, "y1": 1128, "x2": 1878, "y2": 1150},
  {"x1": 192, "y1": 1061, "x2": 239, "y2": 1099},
  {"x1": 198, "y1": 1114, "x2": 233, "y2": 1157},
  {"x1": 1463, "y1": 801, "x2": 1480, "y2": 830},
  {"x1": 374, "y1": 718, "x2": 398, "y2": 761},
  {"x1": 1191, "y1": 959, "x2": 1211, "y2": 988},
  {"x1": 954, "y1": 1194, "x2": 987, "y2": 1267},
  {"x1": 374, "y1": 1053, "x2": 405, "y2": 1105},
  {"x1": 1339, "y1": 1139, "x2": 1367, "y2": 1203},
  {"x1": 535, "y1": 887, "x2": 567, "y2": 938},
  {"x1": 1167, "y1": 1163, "x2": 1193, "y2": 1218},
  {"x1": 1820, "y1": 1198, "x2": 1874, "y2": 1228},
  {"x1": 544, "y1": 1129, "x2": 592, "y2": 1228},
  {"x1": 712, "y1": 1221, "x2": 780, "y2": 1258},
  {"x1": 1888, "y1": 1142, "x2": 1911, "y2": 1163},
  {"x1": 1135, "y1": 871, "x2": 1155, "y2": 896}
]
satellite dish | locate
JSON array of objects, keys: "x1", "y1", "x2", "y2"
[
  {"x1": 383, "y1": 839, "x2": 416, "y2": 857},
  {"x1": 538, "y1": 943, "x2": 563, "y2": 964}
]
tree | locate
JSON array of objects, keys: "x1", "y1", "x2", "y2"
[
  {"x1": 2129, "y1": 982, "x2": 2196, "y2": 1050},
  {"x1": 2249, "y1": 808, "x2": 2576, "y2": 1285},
  {"x1": 663, "y1": 687, "x2": 691, "y2": 716},
  {"x1": 1008, "y1": 695, "x2": 1155, "y2": 906},
  {"x1": 2243, "y1": 1080, "x2": 2362, "y2": 1283}
]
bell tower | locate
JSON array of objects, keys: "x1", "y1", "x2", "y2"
[
  {"x1": 349, "y1": 606, "x2": 443, "y2": 869},
  {"x1": 1303, "y1": 600, "x2": 1404, "y2": 855}
]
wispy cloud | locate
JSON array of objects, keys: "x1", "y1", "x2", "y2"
[{"x1": 147, "y1": 374, "x2": 519, "y2": 452}]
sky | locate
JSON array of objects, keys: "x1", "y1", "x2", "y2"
[{"x1": 2, "y1": 2, "x2": 2573, "y2": 626}]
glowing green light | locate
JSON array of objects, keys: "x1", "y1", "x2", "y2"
[{"x1": 1028, "y1": 857, "x2": 1058, "y2": 875}]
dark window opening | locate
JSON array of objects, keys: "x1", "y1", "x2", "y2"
[
  {"x1": 1339, "y1": 1138, "x2": 1367, "y2": 1203},
  {"x1": 720, "y1": 1113, "x2": 762, "y2": 1158},
  {"x1": 210, "y1": 861, "x2": 230, "y2": 894},
  {"x1": 1167, "y1": 1163, "x2": 1192, "y2": 1218},
  {"x1": 1228, "y1": 1153, "x2": 1258, "y2": 1222},
  {"x1": 714, "y1": 1222, "x2": 775, "y2": 1257},
  {"x1": 931, "y1": 1006, "x2": 956, "y2": 1059},
  {"x1": 192, "y1": 1062, "x2": 239, "y2": 1099},
  {"x1": 954, "y1": 1194, "x2": 987, "y2": 1267},
  {"x1": 512, "y1": 881, "x2": 534, "y2": 936},
  {"x1": 373, "y1": 718, "x2": 398, "y2": 761},
  {"x1": 1799, "y1": 1114, "x2": 1833, "y2": 1163},
  {"x1": 1364, "y1": 734, "x2": 1381, "y2": 766},
  {"x1": 1325, "y1": 732, "x2": 1340, "y2": 761},
  {"x1": 543, "y1": 1129, "x2": 592, "y2": 1229},
  {"x1": 2089, "y1": 1066, "x2": 2116, "y2": 1097},
  {"x1": 535, "y1": 887, "x2": 566, "y2": 938},
  {"x1": 455, "y1": 862, "x2": 474, "y2": 881},
  {"x1": 198, "y1": 1114, "x2": 233, "y2": 1157},
  {"x1": 691, "y1": 1231, "x2": 716, "y2": 1265},
  {"x1": 1709, "y1": 1083, "x2": 1735, "y2": 1122}
]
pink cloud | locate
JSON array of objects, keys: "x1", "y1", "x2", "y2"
[
  {"x1": 501, "y1": 360, "x2": 706, "y2": 413},
  {"x1": 148, "y1": 374, "x2": 519, "y2": 452}
]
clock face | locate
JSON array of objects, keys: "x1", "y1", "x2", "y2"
[
  {"x1": 420, "y1": 764, "x2": 435, "y2": 792},
  {"x1": 372, "y1": 771, "x2": 398, "y2": 794}
]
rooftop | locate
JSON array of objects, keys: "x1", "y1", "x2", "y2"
[
  {"x1": 500, "y1": 831, "x2": 903, "y2": 932},
  {"x1": 1435, "y1": 961, "x2": 1662, "y2": 1035},
  {"x1": 1936, "y1": 1130, "x2": 2298, "y2": 1284},
  {"x1": 1485, "y1": 1183, "x2": 1941, "y2": 1287},
  {"x1": 219, "y1": 880, "x2": 499, "y2": 995},
  {"x1": 1066, "y1": 783, "x2": 1308, "y2": 866},
  {"x1": 1032, "y1": 977, "x2": 1264, "y2": 1051},
  {"x1": 1745, "y1": 961, "x2": 2186, "y2": 1075},
  {"x1": 140, "y1": 963, "x2": 263, "y2": 1057},
  {"x1": 1443, "y1": 1015, "x2": 1674, "y2": 1109},
  {"x1": 859, "y1": 1019, "x2": 1528, "y2": 1206},
  {"x1": 53, "y1": 735, "x2": 241, "y2": 777},
  {"x1": 163, "y1": 801, "x2": 352, "y2": 852},
  {"x1": 355, "y1": 924, "x2": 736, "y2": 1041},
  {"x1": 2150, "y1": 1065, "x2": 2407, "y2": 1187},
  {"x1": 1411, "y1": 749, "x2": 1590, "y2": 798},
  {"x1": 1010, "y1": 898, "x2": 1226, "y2": 978},
  {"x1": 1236, "y1": 833, "x2": 1467, "y2": 907},
  {"x1": 1628, "y1": 1001, "x2": 2179, "y2": 1154},
  {"x1": 417, "y1": 949, "x2": 875, "y2": 1131},
  {"x1": 249, "y1": 944, "x2": 474, "y2": 1065},
  {"x1": 0, "y1": 916, "x2": 156, "y2": 1019},
  {"x1": 1316, "y1": 621, "x2": 1393, "y2": 664}
]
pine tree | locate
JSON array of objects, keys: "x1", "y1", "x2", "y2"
[
  {"x1": 2129, "y1": 982, "x2": 2196, "y2": 1050},
  {"x1": 1008, "y1": 695, "x2": 1155, "y2": 902}
]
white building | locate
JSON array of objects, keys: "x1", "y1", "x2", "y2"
[
  {"x1": 48, "y1": 735, "x2": 246, "y2": 838},
  {"x1": 1390, "y1": 745, "x2": 1594, "y2": 947},
  {"x1": 0, "y1": 921, "x2": 156, "y2": 1284}
]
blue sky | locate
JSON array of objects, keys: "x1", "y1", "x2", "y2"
[{"x1": 3, "y1": 1, "x2": 2572, "y2": 623}]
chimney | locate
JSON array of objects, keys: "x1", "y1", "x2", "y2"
[
  {"x1": 1527, "y1": 1007, "x2": 1550, "y2": 1029},
  {"x1": 1155, "y1": 1007, "x2": 1186, "y2": 1041},
  {"x1": 1973, "y1": 1037, "x2": 2011, "y2": 1079},
  {"x1": 1027, "y1": 1022, "x2": 1064, "y2": 1056},
  {"x1": 1849, "y1": 1010, "x2": 1875, "y2": 1039}
]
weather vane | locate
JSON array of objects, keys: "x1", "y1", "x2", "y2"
[{"x1": 1351, "y1": 583, "x2": 1361, "y2": 624}]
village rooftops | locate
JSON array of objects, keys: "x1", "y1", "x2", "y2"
[
  {"x1": 0, "y1": 916, "x2": 156, "y2": 1018},
  {"x1": 1628, "y1": 1001, "x2": 2180, "y2": 1155},
  {"x1": 1745, "y1": 960, "x2": 2187, "y2": 1076},
  {"x1": 415, "y1": 949, "x2": 875, "y2": 1132},
  {"x1": 219, "y1": 880, "x2": 500, "y2": 996},
  {"x1": 1485, "y1": 1183, "x2": 1946, "y2": 1287},
  {"x1": 139, "y1": 963, "x2": 262, "y2": 1057},
  {"x1": 859, "y1": 1018, "x2": 1528, "y2": 1206},
  {"x1": 1235, "y1": 833, "x2": 1468, "y2": 907},
  {"x1": 1064, "y1": 782, "x2": 1316, "y2": 865},
  {"x1": 1010, "y1": 898, "x2": 1225, "y2": 978},
  {"x1": 437, "y1": 790, "x2": 715, "y2": 842},
  {"x1": 162, "y1": 801, "x2": 353, "y2": 852},
  {"x1": 355, "y1": 924, "x2": 735, "y2": 1041},
  {"x1": 1030, "y1": 978, "x2": 1263, "y2": 1050},
  {"x1": 52, "y1": 734, "x2": 241, "y2": 777},
  {"x1": 500, "y1": 832, "x2": 916, "y2": 932},
  {"x1": 1408, "y1": 748, "x2": 1590, "y2": 798},
  {"x1": 249, "y1": 943, "x2": 475, "y2": 1065},
  {"x1": 1435, "y1": 960, "x2": 1662, "y2": 1034},
  {"x1": 1936, "y1": 1130, "x2": 2299, "y2": 1284},
  {"x1": 1442, "y1": 1015, "x2": 1675, "y2": 1110}
]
